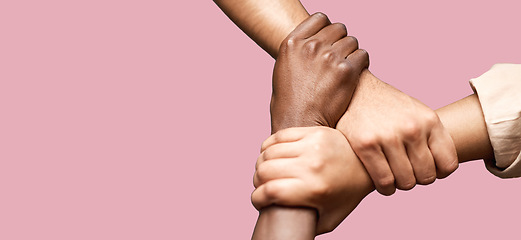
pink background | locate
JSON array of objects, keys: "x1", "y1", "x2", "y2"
[{"x1": 1, "y1": 0, "x2": 520, "y2": 239}]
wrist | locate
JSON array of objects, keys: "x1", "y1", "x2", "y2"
[
  {"x1": 270, "y1": 115, "x2": 319, "y2": 133},
  {"x1": 270, "y1": 100, "x2": 326, "y2": 133}
]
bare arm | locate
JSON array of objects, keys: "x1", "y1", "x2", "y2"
[
  {"x1": 215, "y1": 1, "x2": 370, "y2": 238},
  {"x1": 214, "y1": 1, "x2": 357, "y2": 238},
  {"x1": 436, "y1": 94, "x2": 494, "y2": 162},
  {"x1": 252, "y1": 94, "x2": 493, "y2": 234},
  {"x1": 214, "y1": 0, "x2": 460, "y2": 237},
  {"x1": 214, "y1": 0, "x2": 309, "y2": 58},
  {"x1": 215, "y1": 0, "x2": 457, "y2": 196}
]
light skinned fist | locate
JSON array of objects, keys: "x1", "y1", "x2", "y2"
[
  {"x1": 252, "y1": 127, "x2": 374, "y2": 234},
  {"x1": 337, "y1": 73, "x2": 458, "y2": 195}
]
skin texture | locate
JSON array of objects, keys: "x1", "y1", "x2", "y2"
[
  {"x1": 271, "y1": 13, "x2": 369, "y2": 132},
  {"x1": 253, "y1": 126, "x2": 373, "y2": 234},
  {"x1": 214, "y1": 0, "x2": 309, "y2": 58},
  {"x1": 213, "y1": 0, "x2": 457, "y2": 238},
  {"x1": 252, "y1": 94, "x2": 493, "y2": 234},
  {"x1": 252, "y1": 12, "x2": 369, "y2": 239},
  {"x1": 436, "y1": 95, "x2": 494, "y2": 161},
  {"x1": 215, "y1": 0, "x2": 458, "y2": 195},
  {"x1": 338, "y1": 71, "x2": 458, "y2": 195},
  {"x1": 214, "y1": 1, "x2": 340, "y2": 238}
]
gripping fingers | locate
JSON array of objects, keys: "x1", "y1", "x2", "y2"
[
  {"x1": 356, "y1": 146, "x2": 396, "y2": 196},
  {"x1": 261, "y1": 127, "x2": 310, "y2": 152},
  {"x1": 314, "y1": 22, "x2": 348, "y2": 45},
  {"x1": 382, "y1": 143, "x2": 416, "y2": 190},
  {"x1": 405, "y1": 139, "x2": 437, "y2": 185},
  {"x1": 261, "y1": 141, "x2": 303, "y2": 162},
  {"x1": 253, "y1": 158, "x2": 300, "y2": 188},
  {"x1": 251, "y1": 178, "x2": 309, "y2": 210},
  {"x1": 345, "y1": 49, "x2": 370, "y2": 71},
  {"x1": 332, "y1": 36, "x2": 359, "y2": 57},
  {"x1": 288, "y1": 12, "x2": 331, "y2": 40},
  {"x1": 429, "y1": 127, "x2": 458, "y2": 179},
  {"x1": 255, "y1": 141, "x2": 302, "y2": 174}
]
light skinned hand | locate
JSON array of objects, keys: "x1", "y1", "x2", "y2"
[
  {"x1": 270, "y1": 12, "x2": 369, "y2": 133},
  {"x1": 252, "y1": 127, "x2": 374, "y2": 234},
  {"x1": 337, "y1": 72, "x2": 458, "y2": 195}
]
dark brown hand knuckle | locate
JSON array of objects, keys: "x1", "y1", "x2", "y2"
[
  {"x1": 336, "y1": 61, "x2": 353, "y2": 73},
  {"x1": 304, "y1": 39, "x2": 320, "y2": 55},
  {"x1": 349, "y1": 36, "x2": 359, "y2": 48},
  {"x1": 279, "y1": 41, "x2": 288, "y2": 52},
  {"x1": 314, "y1": 12, "x2": 329, "y2": 22},
  {"x1": 314, "y1": 12, "x2": 326, "y2": 18},
  {"x1": 360, "y1": 49, "x2": 369, "y2": 60},
  {"x1": 334, "y1": 22, "x2": 347, "y2": 34},
  {"x1": 281, "y1": 36, "x2": 298, "y2": 50},
  {"x1": 322, "y1": 50, "x2": 337, "y2": 62}
]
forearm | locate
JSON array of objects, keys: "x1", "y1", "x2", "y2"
[
  {"x1": 328, "y1": 94, "x2": 496, "y2": 226},
  {"x1": 337, "y1": 72, "x2": 491, "y2": 164},
  {"x1": 214, "y1": 0, "x2": 309, "y2": 58},
  {"x1": 214, "y1": 1, "x2": 318, "y2": 238},
  {"x1": 251, "y1": 94, "x2": 495, "y2": 235},
  {"x1": 253, "y1": 128, "x2": 317, "y2": 239},
  {"x1": 436, "y1": 94, "x2": 494, "y2": 163},
  {"x1": 253, "y1": 206, "x2": 316, "y2": 239},
  {"x1": 352, "y1": 93, "x2": 493, "y2": 193},
  {"x1": 215, "y1": 1, "x2": 494, "y2": 237}
]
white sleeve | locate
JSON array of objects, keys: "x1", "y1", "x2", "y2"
[{"x1": 470, "y1": 63, "x2": 521, "y2": 178}]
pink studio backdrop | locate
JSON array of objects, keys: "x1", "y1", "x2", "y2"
[{"x1": 1, "y1": 0, "x2": 519, "y2": 239}]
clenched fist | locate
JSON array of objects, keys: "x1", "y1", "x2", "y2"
[
  {"x1": 253, "y1": 127, "x2": 374, "y2": 234},
  {"x1": 270, "y1": 13, "x2": 369, "y2": 133}
]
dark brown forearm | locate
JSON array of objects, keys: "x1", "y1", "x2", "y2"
[
  {"x1": 251, "y1": 128, "x2": 317, "y2": 239},
  {"x1": 252, "y1": 206, "x2": 316, "y2": 240}
]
